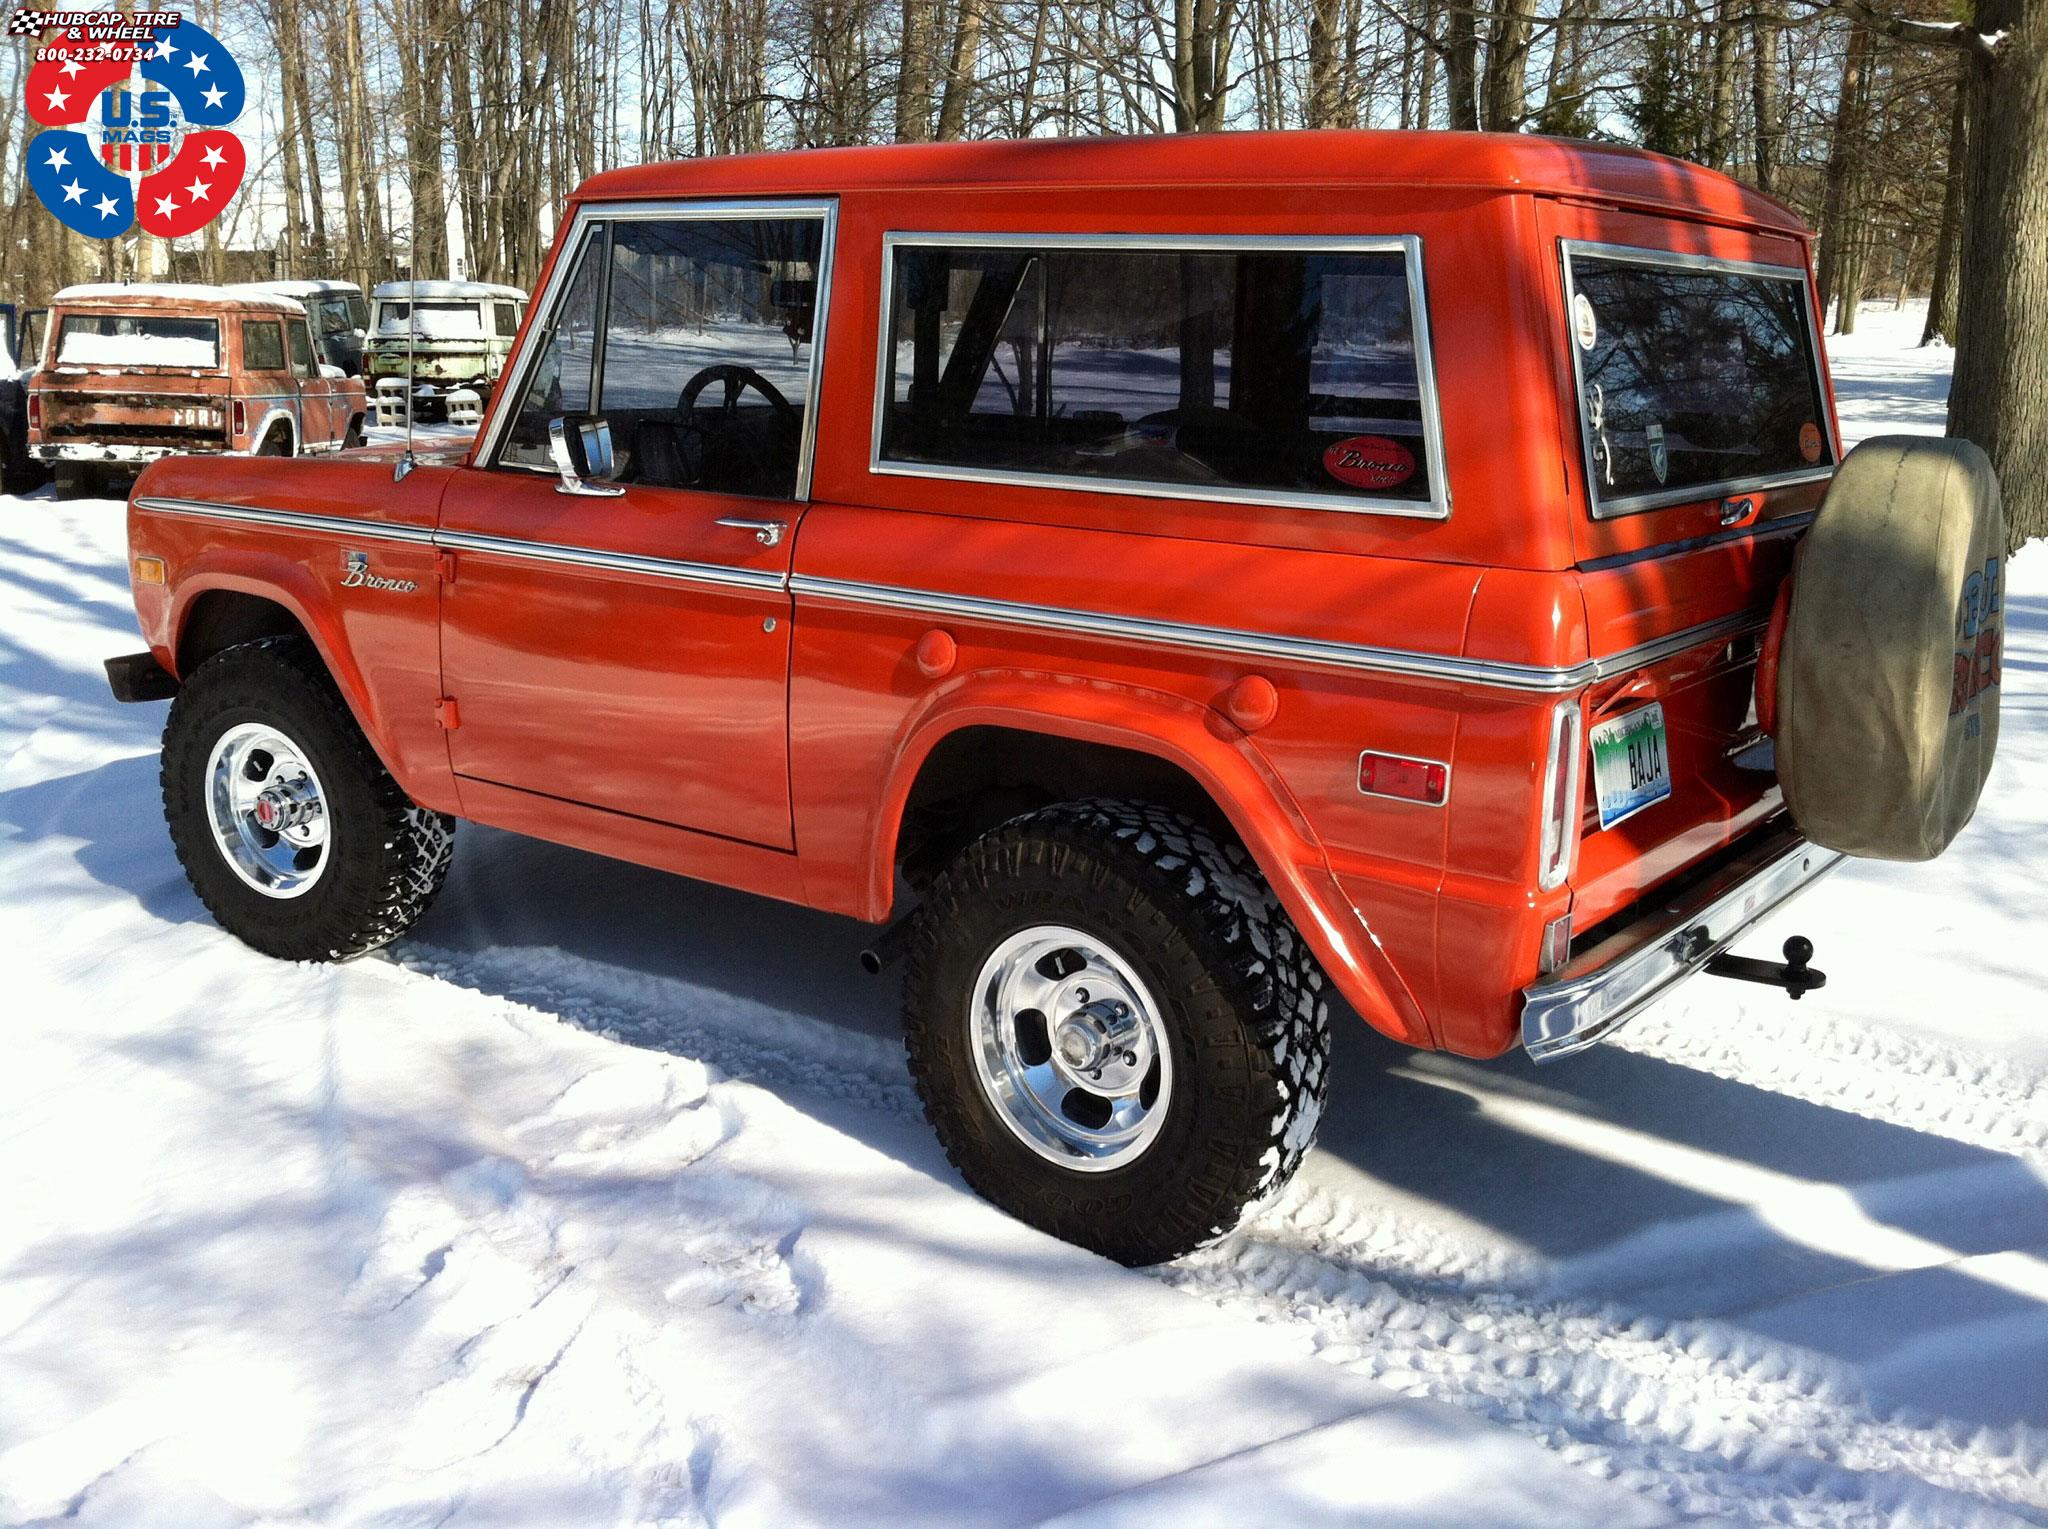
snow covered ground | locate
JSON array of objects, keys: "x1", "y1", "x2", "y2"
[{"x1": 2, "y1": 300, "x2": 2046, "y2": 1527}]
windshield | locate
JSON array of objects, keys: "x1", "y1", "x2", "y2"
[
  {"x1": 375, "y1": 301, "x2": 483, "y2": 340},
  {"x1": 1565, "y1": 245, "x2": 1833, "y2": 516},
  {"x1": 57, "y1": 313, "x2": 221, "y2": 369}
]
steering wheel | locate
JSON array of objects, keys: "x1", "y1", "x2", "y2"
[{"x1": 677, "y1": 363, "x2": 797, "y2": 425}]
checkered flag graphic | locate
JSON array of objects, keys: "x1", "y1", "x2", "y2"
[{"x1": 7, "y1": 10, "x2": 56, "y2": 35}]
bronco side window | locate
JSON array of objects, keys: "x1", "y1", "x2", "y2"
[
  {"x1": 592, "y1": 215, "x2": 827, "y2": 499},
  {"x1": 876, "y1": 235, "x2": 1446, "y2": 516}
]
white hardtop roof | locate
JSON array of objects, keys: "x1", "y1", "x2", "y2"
[
  {"x1": 371, "y1": 280, "x2": 527, "y2": 301},
  {"x1": 51, "y1": 282, "x2": 304, "y2": 314},
  {"x1": 228, "y1": 279, "x2": 363, "y2": 298}
]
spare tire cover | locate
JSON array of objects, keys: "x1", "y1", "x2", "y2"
[{"x1": 1777, "y1": 435, "x2": 2004, "y2": 861}]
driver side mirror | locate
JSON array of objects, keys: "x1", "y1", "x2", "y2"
[{"x1": 549, "y1": 414, "x2": 625, "y2": 498}]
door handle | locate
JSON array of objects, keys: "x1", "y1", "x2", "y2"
[{"x1": 716, "y1": 517, "x2": 786, "y2": 548}]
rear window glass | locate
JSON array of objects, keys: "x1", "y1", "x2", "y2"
[
  {"x1": 57, "y1": 313, "x2": 220, "y2": 369},
  {"x1": 242, "y1": 320, "x2": 284, "y2": 370},
  {"x1": 376, "y1": 301, "x2": 483, "y2": 339},
  {"x1": 1564, "y1": 246, "x2": 1833, "y2": 514},
  {"x1": 878, "y1": 240, "x2": 1442, "y2": 511}
]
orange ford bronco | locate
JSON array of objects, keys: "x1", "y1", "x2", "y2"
[{"x1": 104, "y1": 133, "x2": 2004, "y2": 1265}]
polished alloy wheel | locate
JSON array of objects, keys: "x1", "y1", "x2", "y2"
[
  {"x1": 968, "y1": 925, "x2": 1172, "y2": 1171},
  {"x1": 203, "y1": 721, "x2": 330, "y2": 898}
]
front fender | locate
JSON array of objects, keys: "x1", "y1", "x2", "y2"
[
  {"x1": 868, "y1": 669, "x2": 1433, "y2": 1048},
  {"x1": 159, "y1": 547, "x2": 456, "y2": 815}
]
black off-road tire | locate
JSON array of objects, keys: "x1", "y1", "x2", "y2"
[
  {"x1": 904, "y1": 799, "x2": 1331, "y2": 1266},
  {"x1": 162, "y1": 636, "x2": 454, "y2": 961}
]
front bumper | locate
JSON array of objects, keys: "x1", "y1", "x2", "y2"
[{"x1": 1520, "y1": 824, "x2": 1844, "y2": 1061}]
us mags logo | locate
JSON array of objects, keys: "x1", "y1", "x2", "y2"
[{"x1": 16, "y1": 9, "x2": 246, "y2": 238}]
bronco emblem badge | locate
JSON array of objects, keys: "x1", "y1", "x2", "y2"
[{"x1": 340, "y1": 550, "x2": 419, "y2": 593}]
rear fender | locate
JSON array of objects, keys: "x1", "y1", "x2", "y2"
[{"x1": 871, "y1": 671, "x2": 1433, "y2": 1047}]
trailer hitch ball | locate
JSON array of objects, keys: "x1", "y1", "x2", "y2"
[{"x1": 1704, "y1": 935, "x2": 1827, "y2": 1000}]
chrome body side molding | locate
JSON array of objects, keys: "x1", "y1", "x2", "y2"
[{"x1": 137, "y1": 497, "x2": 1767, "y2": 694}]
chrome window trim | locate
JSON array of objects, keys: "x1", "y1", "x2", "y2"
[
  {"x1": 1558, "y1": 238, "x2": 1839, "y2": 520},
  {"x1": 869, "y1": 230, "x2": 1451, "y2": 521},
  {"x1": 473, "y1": 196, "x2": 839, "y2": 501}
]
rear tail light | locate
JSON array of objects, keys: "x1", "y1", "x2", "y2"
[
  {"x1": 232, "y1": 399, "x2": 247, "y2": 437},
  {"x1": 26, "y1": 393, "x2": 39, "y2": 432},
  {"x1": 1537, "y1": 696, "x2": 1584, "y2": 891}
]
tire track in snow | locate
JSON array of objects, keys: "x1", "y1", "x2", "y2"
[
  {"x1": 392, "y1": 936, "x2": 2048, "y2": 1526},
  {"x1": 1171, "y1": 1184, "x2": 2048, "y2": 1529}
]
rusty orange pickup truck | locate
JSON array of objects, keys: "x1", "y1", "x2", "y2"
[
  {"x1": 30, "y1": 284, "x2": 369, "y2": 498},
  {"x1": 103, "y1": 133, "x2": 2003, "y2": 1264}
]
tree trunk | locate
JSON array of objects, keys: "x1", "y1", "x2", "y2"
[
  {"x1": 896, "y1": 0, "x2": 935, "y2": 139},
  {"x1": 1481, "y1": 0, "x2": 1533, "y2": 130},
  {"x1": 1750, "y1": 1, "x2": 1780, "y2": 192},
  {"x1": 1705, "y1": 0, "x2": 1738, "y2": 168},
  {"x1": 1306, "y1": 0, "x2": 1343, "y2": 127},
  {"x1": 1948, "y1": 0, "x2": 2048, "y2": 551},
  {"x1": 1923, "y1": 61, "x2": 1968, "y2": 347},
  {"x1": 1816, "y1": 18, "x2": 1870, "y2": 327},
  {"x1": 1443, "y1": 0, "x2": 1478, "y2": 130},
  {"x1": 935, "y1": 0, "x2": 984, "y2": 139}
]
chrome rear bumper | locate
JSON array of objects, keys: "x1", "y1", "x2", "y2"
[{"x1": 1521, "y1": 827, "x2": 1844, "y2": 1062}]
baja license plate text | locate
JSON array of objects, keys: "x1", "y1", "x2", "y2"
[{"x1": 1590, "y1": 702, "x2": 1671, "y2": 829}]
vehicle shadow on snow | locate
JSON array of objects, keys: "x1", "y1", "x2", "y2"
[
  {"x1": 10, "y1": 731, "x2": 2048, "y2": 1445},
  {"x1": 392, "y1": 818, "x2": 2048, "y2": 1433}
]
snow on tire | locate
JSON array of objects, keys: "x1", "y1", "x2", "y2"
[
  {"x1": 162, "y1": 635, "x2": 455, "y2": 962},
  {"x1": 903, "y1": 798, "x2": 1330, "y2": 1266}
]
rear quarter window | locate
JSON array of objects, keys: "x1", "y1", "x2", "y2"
[
  {"x1": 1562, "y1": 243, "x2": 1834, "y2": 516},
  {"x1": 242, "y1": 320, "x2": 285, "y2": 371},
  {"x1": 876, "y1": 235, "x2": 1447, "y2": 516}
]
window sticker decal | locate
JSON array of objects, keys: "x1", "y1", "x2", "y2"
[
  {"x1": 1799, "y1": 421, "x2": 1824, "y2": 463},
  {"x1": 1572, "y1": 292, "x2": 1598, "y2": 351},
  {"x1": 1322, "y1": 435, "x2": 1416, "y2": 490}
]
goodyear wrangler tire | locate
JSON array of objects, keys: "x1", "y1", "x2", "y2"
[
  {"x1": 1776, "y1": 435, "x2": 2004, "y2": 861},
  {"x1": 903, "y1": 799, "x2": 1331, "y2": 1266},
  {"x1": 162, "y1": 636, "x2": 455, "y2": 961}
]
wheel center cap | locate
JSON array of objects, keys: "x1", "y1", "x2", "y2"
[{"x1": 1055, "y1": 1023, "x2": 1101, "y2": 1070}]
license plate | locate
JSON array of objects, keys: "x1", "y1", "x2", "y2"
[{"x1": 1589, "y1": 703, "x2": 1672, "y2": 829}]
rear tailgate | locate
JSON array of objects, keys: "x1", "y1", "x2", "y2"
[
  {"x1": 35, "y1": 372, "x2": 231, "y2": 453},
  {"x1": 1568, "y1": 527, "x2": 1803, "y2": 930},
  {"x1": 1532, "y1": 200, "x2": 1841, "y2": 930}
]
